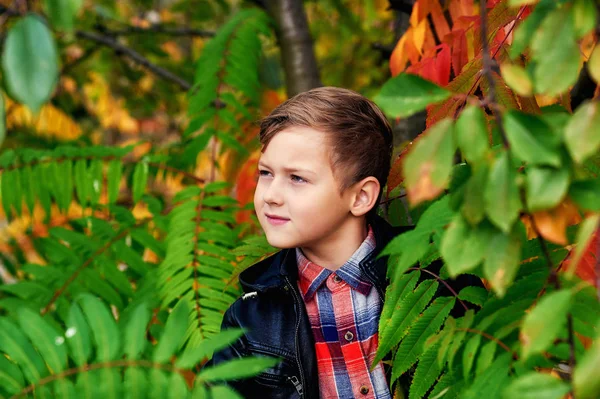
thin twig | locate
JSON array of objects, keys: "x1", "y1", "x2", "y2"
[
  {"x1": 75, "y1": 30, "x2": 191, "y2": 91},
  {"x1": 457, "y1": 328, "x2": 517, "y2": 359},
  {"x1": 408, "y1": 267, "x2": 469, "y2": 312},
  {"x1": 11, "y1": 359, "x2": 183, "y2": 398},
  {"x1": 379, "y1": 192, "x2": 407, "y2": 205}
]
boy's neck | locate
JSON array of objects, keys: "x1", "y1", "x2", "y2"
[{"x1": 299, "y1": 216, "x2": 369, "y2": 271}]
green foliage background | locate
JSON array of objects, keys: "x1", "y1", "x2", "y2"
[{"x1": 0, "y1": 0, "x2": 599, "y2": 398}]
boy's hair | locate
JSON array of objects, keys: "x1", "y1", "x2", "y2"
[{"x1": 258, "y1": 86, "x2": 393, "y2": 211}]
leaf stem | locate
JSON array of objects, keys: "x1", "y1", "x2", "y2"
[
  {"x1": 11, "y1": 359, "x2": 184, "y2": 398},
  {"x1": 457, "y1": 328, "x2": 517, "y2": 359},
  {"x1": 407, "y1": 267, "x2": 469, "y2": 312}
]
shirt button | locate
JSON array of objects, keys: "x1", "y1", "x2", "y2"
[
  {"x1": 344, "y1": 331, "x2": 354, "y2": 341},
  {"x1": 360, "y1": 385, "x2": 369, "y2": 395},
  {"x1": 333, "y1": 275, "x2": 342, "y2": 283}
]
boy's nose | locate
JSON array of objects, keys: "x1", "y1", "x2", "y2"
[{"x1": 262, "y1": 181, "x2": 283, "y2": 205}]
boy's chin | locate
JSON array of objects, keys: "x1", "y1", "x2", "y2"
[{"x1": 264, "y1": 234, "x2": 299, "y2": 249}]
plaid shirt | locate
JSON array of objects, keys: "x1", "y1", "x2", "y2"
[{"x1": 296, "y1": 226, "x2": 391, "y2": 399}]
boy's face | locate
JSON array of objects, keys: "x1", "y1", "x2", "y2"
[{"x1": 254, "y1": 126, "x2": 356, "y2": 249}]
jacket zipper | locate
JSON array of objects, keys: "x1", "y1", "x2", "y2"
[{"x1": 285, "y1": 276, "x2": 306, "y2": 398}]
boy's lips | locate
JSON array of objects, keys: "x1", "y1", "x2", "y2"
[{"x1": 265, "y1": 213, "x2": 290, "y2": 226}]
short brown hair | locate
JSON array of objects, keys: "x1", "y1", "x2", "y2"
[{"x1": 258, "y1": 87, "x2": 393, "y2": 211}]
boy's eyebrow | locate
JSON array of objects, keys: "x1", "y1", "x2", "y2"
[{"x1": 258, "y1": 162, "x2": 316, "y2": 175}]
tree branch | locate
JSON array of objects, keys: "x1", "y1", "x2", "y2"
[
  {"x1": 107, "y1": 24, "x2": 215, "y2": 38},
  {"x1": 479, "y1": 0, "x2": 509, "y2": 148},
  {"x1": 75, "y1": 30, "x2": 191, "y2": 91}
]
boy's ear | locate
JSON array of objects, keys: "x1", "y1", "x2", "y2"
[{"x1": 349, "y1": 176, "x2": 380, "y2": 217}]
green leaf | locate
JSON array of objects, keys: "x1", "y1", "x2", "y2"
[
  {"x1": 503, "y1": 111, "x2": 561, "y2": 167},
  {"x1": 124, "y1": 303, "x2": 151, "y2": 360},
  {"x1": 483, "y1": 228, "x2": 522, "y2": 297},
  {"x1": 455, "y1": 105, "x2": 489, "y2": 163},
  {"x1": 78, "y1": 294, "x2": 121, "y2": 361},
  {"x1": 74, "y1": 159, "x2": 89, "y2": 207},
  {"x1": 44, "y1": 0, "x2": 83, "y2": 32},
  {"x1": 510, "y1": 0, "x2": 556, "y2": 58},
  {"x1": 392, "y1": 297, "x2": 455, "y2": 381},
  {"x1": 107, "y1": 160, "x2": 122, "y2": 204},
  {"x1": 441, "y1": 216, "x2": 492, "y2": 276},
  {"x1": 462, "y1": 165, "x2": 487, "y2": 225},
  {"x1": 0, "y1": 93, "x2": 5, "y2": 148},
  {"x1": 132, "y1": 160, "x2": 149, "y2": 203},
  {"x1": 17, "y1": 307, "x2": 68, "y2": 373},
  {"x1": 0, "y1": 318, "x2": 46, "y2": 383},
  {"x1": 574, "y1": 334, "x2": 600, "y2": 399},
  {"x1": 176, "y1": 329, "x2": 245, "y2": 369},
  {"x1": 379, "y1": 271, "x2": 420, "y2": 339},
  {"x1": 153, "y1": 299, "x2": 190, "y2": 363},
  {"x1": 208, "y1": 385, "x2": 243, "y2": 399},
  {"x1": 409, "y1": 343, "x2": 441, "y2": 399},
  {"x1": 198, "y1": 356, "x2": 280, "y2": 382},
  {"x1": 404, "y1": 119, "x2": 456, "y2": 205},
  {"x1": 123, "y1": 368, "x2": 147, "y2": 399},
  {"x1": 565, "y1": 101, "x2": 600, "y2": 164},
  {"x1": 521, "y1": 289, "x2": 572, "y2": 359},
  {"x1": 373, "y1": 279, "x2": 439, "y2": 367},
  {"x1": 462, "y1": 333, "x2": 482, "y2": 379},
  {"x1": 573, "y1": 0, "x2": 597, "y2": 38},
  {"x1": 484, "y1": 152, "x2": 521, "y2": 233},
  {"x1": 374, "y1": 73, "x2": 452, "y2": 118},
  {"x1": 530, "y1": 8, "x2": 580, "y2": 96},
  {"x1": 447, "y1": 310, "x2": 475, "y2": 369},
  {"x1": 65, "y1": 303, "x2": 91, "y2": 367},
  {"x1": 504, "y1": 372, "x2": 570, "y2": 399},
  {"x1": 462, "y1": 353, "x2": 511, "y2": 399},
  {"x1": 88, "y1": 159, "x2": 103, "y2": 206},
  {"x1": 1, "y1": 15, "x2": 59, "y2": 113},
  {"x1": 0, "y1": 354, "x2": 25, "y2": 394},
  {"x1": 458, "y1": 286, "x2": 488, "y2": 307},
  {"x1": 525, "y1": 167, "x2": 569, "y2": 211},
  {"x1": 570, "y1": 179, "x2": 600, "y2": 211},
  {"x1": 168, "y1": 373, "x2": 190, "y2": 399}
]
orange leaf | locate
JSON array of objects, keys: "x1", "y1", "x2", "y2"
[
  {"x1": 527, "y1": 201, "x2": 582, "y2": 245},
  {"x1": 413, "y1": 19, "x2": 428, "y2": 55},
  {"x1": 430, "y1": 0, "x2": 451, "y2": 41},
  {"x1": 390, "y1": 35, "x2": 409, "y2": 77}
]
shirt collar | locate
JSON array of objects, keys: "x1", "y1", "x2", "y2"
[{"x1": 296, "y1": 225, "x2": 376, "y2": 301}]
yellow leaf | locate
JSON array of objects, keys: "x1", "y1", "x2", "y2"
[
  {"x1": 5, "y1": 96, "x2": 82, "y2": 141},
  {"x1": 587, "y1": 45, "x2": 600, "y2": 84},
  {"x1": 500, "y1": 63, "x2": 533, "y2": 97}
]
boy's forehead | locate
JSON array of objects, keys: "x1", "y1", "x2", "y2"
[{"x1": 260, "y1": 126, "x2": 332, "y2": 165}]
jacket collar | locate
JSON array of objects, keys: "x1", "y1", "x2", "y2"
[{"x1": 239, "y1": 214, "x2": 409, "y2": 294}]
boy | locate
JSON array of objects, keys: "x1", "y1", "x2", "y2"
[{"x1": 209, "y1": 87, "x2": 416, "y2": 398}]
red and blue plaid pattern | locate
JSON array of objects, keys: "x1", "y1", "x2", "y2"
[{"x1": 296, "y1": 226, "x2": 391, "y2": 398}]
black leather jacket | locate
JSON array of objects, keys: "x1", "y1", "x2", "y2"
[{"x1": 207, "y1": 215, "x2": 476, "y2": 398}]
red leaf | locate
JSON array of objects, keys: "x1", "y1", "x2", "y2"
[
  {"x1": 450, "y1": 29, "x2": 468, "y2": 76},
  {"x1": 436, "y1": 44, "x2": 452, "y2": 86},
  {"x1": 562, "y1": 228, "x2": 600, "y2": 287}
]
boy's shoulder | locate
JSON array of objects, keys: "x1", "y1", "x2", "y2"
[{"x1": 237, "y1": 248, "x2": 293, "y2": 294}]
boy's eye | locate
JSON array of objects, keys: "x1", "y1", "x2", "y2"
[
  {"x1": 258, "y1": 170, "x2": 272, "y2": 177},
  {"x1": 291, "y1": 174, "x2": 306, "y2": 183}
]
